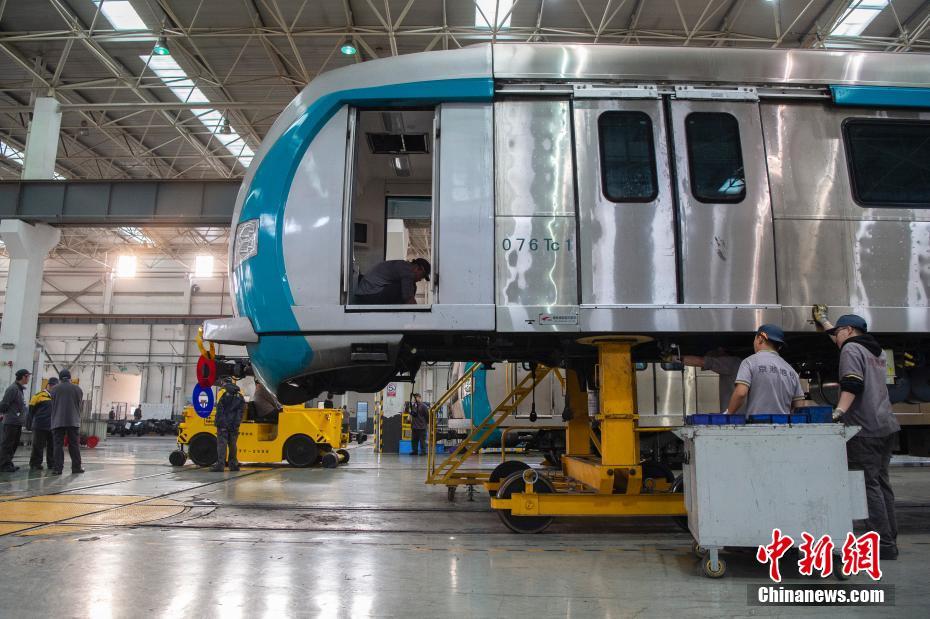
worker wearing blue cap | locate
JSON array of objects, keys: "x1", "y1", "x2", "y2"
[
  {"x1": 726, "y1": 324, "x2": 805, "y2": 416},
  {"x1": 813, "y1": 307, "x2": 899, "y2": 560}
]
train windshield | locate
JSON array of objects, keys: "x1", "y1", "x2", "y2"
[{"x1": 346, "y1": 108, "x2": 436, "y2": 307}]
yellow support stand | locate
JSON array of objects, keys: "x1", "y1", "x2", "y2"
[{"x1": 490, "y1": 337, "x2": 686, "y2": 533}]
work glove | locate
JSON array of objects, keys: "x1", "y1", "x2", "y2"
[
  {"x1": 811, "y1": 304, "x2": 829, "y2": 329},
  {"x1": 832, "y1": 407, "x2": 845, "y2": 422}
]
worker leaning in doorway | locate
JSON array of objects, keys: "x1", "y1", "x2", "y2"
[
  {"x1": 51, "y1": 369, "x2": 84, "y2": 475},
  {"x1": 25, "y1": 376, "x2": 58, "y2": 471},
  {"x1": 355, "y1": 258, "x2": 431, "y2": 305},
  {"x1": 727, "y1": 324, "x2": 805, "y2": 415},
  {"x1": 814, "y1": 309, "x2": 900, "y2": 560},
  {"x1": 212, "y1": 377, "x2": 244, "y2": 472},
  {"x1": 409, "y1": 393, "x2": 429, "y2": 456},
  {"x1": 0, "y1": 369, "x2": 31, "y2": 473},
  {"x1": 681, "y1": 349, "x2": 744, "y2": 413}
]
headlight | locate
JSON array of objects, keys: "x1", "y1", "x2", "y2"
[{"x1": 233, "y1": 219, "x2": 259, "y2": 268}]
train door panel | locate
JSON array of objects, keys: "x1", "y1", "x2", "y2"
[
  {"x1": 494, "y1": 99, "x2": 579, "y2": 331},
  {"x1": 573, "y1": 98, "x2": 678, "y2": 305},
  {"x1": 669, "y1": 99, "x2": 777, "y2": 305}
]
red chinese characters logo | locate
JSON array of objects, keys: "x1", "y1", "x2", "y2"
[
  {"x1": 841, "y1": 532, "x2": 882, "y2": 580},
  {"x1": 756, "y1": 530, "x2": 882, "y2": 581},
  {"x1": 756, "y1": 528, "x2": 794, "y2": 583},
  {"x1": 798, "y1": 533, "x2": 834, "y2": 577}
]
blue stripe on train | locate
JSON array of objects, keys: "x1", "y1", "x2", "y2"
[{"x1": 830, "y1": 85, "x2": 930, "y2": 109}]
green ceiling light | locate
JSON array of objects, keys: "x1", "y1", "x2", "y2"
[
  {"x1": 340, "y1": 42, "x2": 358, "y2": 56},
  {"x1": 152, "y1": 36, "x2": 170, "y2": 56}
]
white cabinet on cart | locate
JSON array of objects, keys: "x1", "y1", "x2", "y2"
[{"x1": 675, "y1": 424, "x2": 868, "y2": 578}]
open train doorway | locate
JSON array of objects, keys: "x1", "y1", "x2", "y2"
[{"x1": 346, "y1": 108, "x2": 436, "y2": 307}]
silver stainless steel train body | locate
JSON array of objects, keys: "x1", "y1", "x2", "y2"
[{"x1": 205, "y1": 43, "x2": 930, "y2": 404}]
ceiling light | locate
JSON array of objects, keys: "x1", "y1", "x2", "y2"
[
  {"x1": 152, "y1": 36, "x2": 170, "y2": 56},
  {"x1": 220, "y1": 117, "x2": 231, "y2": 135},
  {"x1": 94, "y1": 1, "x2": 147, "y2": 31},
  {"x1": 475, "y1": 0, "x2": 513, "y2": 29},
  {"x1": 194, "y1": 255, "x2": 214, "y2": 278},
  {"x1": 116, "y1": 255, "x2": 137, "y2": 278},
  {"x1": 831, "y1": 1, "x2": 889, "y2": 37},
  {"x1": 340, "y1": 43, "x2": 357, "y2": 56}
]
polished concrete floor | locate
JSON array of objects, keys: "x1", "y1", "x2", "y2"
[{"x1": 0, "y1": 436, "x2": 927, "y2": 618}]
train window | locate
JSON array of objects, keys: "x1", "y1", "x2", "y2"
[
  {"x1": 598, "y1": 111, "x2": 658, "y2": 202},
  {"x1": 685, "y1": 112, "x2": 746, "y2": 203},
  {"x1": 843, "y1": 120, "x2": 930, "y2": 207}
]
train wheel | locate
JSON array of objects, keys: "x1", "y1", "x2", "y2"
[
  {"x1": 671, "y1": 474, "x2": 689, "y2": 532},
  {"x1": 168, "y1": 450, "x2": 187, "y2": 467},
  {"x1": 188, "y1": 433, "x2": 218, "y2": 467},
  {"x1": 488, "y1": 460, "x2": 531, "y2": 497},
  {"x1": 495, "y1": 470, "x2": 555, "y2": 534},
  {"x1": 337, "y1": 448, "x2": 350, "y2": 464},
  {"x1": 284, "y1": 435, "x2": 319, "y2": 468}
]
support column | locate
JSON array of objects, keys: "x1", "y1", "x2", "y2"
[
  {"x1": 0, "y1": 220, "x2": 60, "y2": 385},
  {"x1": 90, "y1": 275, "x2": 114, "y2": 419},
  {"x1": 22, "y1": 97, "x2": 62, "y2": 180}
]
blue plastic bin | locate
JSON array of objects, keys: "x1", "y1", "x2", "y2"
[
  {"x1": 802, "y1": 406, "x2": 833, "y2": 423},
  {"x1": 749, "y1": 414, "x2": 790, "y2": 424},
  {"x1": 687, "y1": 414, "x2": 712, "y2": 425},
  {"x1": 789, "y1": 413, "x2": 809, "y2": 424}
]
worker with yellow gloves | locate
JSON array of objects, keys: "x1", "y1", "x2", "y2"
[
  {"x1": 813, "y1": 306, "x2": 900, "y2": 560},
  {"x1": 25, "y1": 377, "x2": 58, "y2": 471}
]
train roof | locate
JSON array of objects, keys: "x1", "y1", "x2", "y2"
[{"x1": 490, "y1": 43, "x2": 930, "y2": 89}]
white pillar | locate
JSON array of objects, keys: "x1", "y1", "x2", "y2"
[
  {"x1": 22, "y1": 97, "x2": 62, "y2": 180},
  {"x1": 0, "y1": 220, "x2": 60, "y2": 385},
  {"x1": 90, "y1": 275, "x2": 114, "y2": 419}
]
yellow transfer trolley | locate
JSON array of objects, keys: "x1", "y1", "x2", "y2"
[{"x1": 171, "y1": 404, "x2": 349, "y2": 468}]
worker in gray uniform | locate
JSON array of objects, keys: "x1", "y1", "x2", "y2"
[
  {"x1": 726, "y1": 324, "x2": 805, "y2": 415},
  {"x1": 682, "y1": 349, "x2": 744, "y2": 413},
  {"x1": 212, "y1": 378, "x2": 244, "y2": 472},
  {"x1": 409, "y1": 393, "x2": 429, "y2": 456},
  {"x1": 0, "y1": 369, "x2": 31, "y2": 472},
  {"x1": 355, "y1": 258, "x2": 430, "y2": 305},
  {"x1": 813, "y1": 309, "x2": 900, "y2": 560},
  {"x1": 51, "y1": 369, "x2": 84, "y2": 475}
]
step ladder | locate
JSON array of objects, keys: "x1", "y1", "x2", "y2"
[{"x1": 427, "y1": 364, "x2": 554, "y2": 485}]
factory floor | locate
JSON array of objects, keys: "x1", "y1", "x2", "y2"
[{"x1": 0, "y1": 437, "x2": 927, "y2": 618}]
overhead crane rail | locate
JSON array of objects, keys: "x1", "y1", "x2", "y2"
[{"x1": 0, "y1": 180, "x2": 239, "y2": 226}]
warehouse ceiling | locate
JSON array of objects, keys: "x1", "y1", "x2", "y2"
[{"x1": 0, "y1": 0, "x2": 929, "y2": 183}]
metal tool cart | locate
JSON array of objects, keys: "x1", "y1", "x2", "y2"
[{"x1": 675, "y1": 424, "x2": 868, "y2": 578}]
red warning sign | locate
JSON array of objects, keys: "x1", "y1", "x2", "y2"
[{"x1": 196, "y1": 356, "x2": 217, "y2": 388}]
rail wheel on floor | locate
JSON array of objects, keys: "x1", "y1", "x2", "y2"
[
  {"x1": 188, "y1": 433, "x2": 218, "y2": 467},
  {"x1": 337, "y1": 448, "x2": 350, "y2": 464},
  {"x1": 495, "y1": 470, "x2": 556, "y2": 534},
  {"x1": 283, "y1": 435, "x2": 319, "y2": 467},
  {"x1": 488, "y1": 460, "x2": 531, "y2": 497},
  {"x1": 169, "y1": 450, "x2": 188, "y2": 466}
]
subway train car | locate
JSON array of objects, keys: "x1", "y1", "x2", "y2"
[{"x1": 204, "y1": 43, "x2": 930, "y2": 416}]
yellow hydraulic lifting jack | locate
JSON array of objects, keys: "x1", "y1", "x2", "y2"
[{"x1": 489, "y1": 338, "x2": 686, "y2": 533}]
